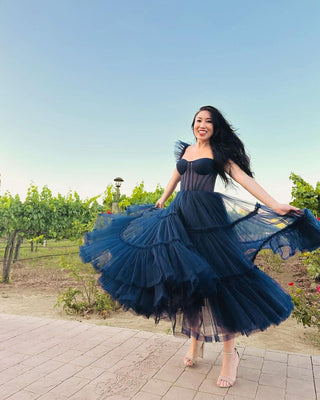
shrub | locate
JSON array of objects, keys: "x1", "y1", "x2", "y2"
[
  {"x1": 56, "y1": 255, "x2": 118, "y2": 317},
  {"x1": 301, "y1": 249, "x2": 320, "y2": 281},
  {"x1": 259, "y1": 250, "x2": 283, "y2": 273},
  {"x1": 288, "y1": 283, "x2": 320, "y2": 331}
]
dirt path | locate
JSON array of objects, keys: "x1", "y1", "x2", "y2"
[{"x1": 1, "y1": 286, "x2": 319, "y2": 355}]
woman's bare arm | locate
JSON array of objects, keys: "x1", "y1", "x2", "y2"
[
  {"x1": 227, "y1": 160, "x2": 301, "y2": 215},
  {"x1": 155, "y1": 168, "x2": 181, "y2": 208}
]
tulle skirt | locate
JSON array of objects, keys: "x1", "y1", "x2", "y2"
[{"x1": 80, "y1": 190, "x2": 320, "y2": 342}]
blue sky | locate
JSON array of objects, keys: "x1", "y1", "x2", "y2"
[{"x1": 0, "y1": 0, "x2": 319, "y2": 204}]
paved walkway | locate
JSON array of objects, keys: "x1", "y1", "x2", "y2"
[{"x1": 0, "y1": 314, "x2": 319, "y2": 400}]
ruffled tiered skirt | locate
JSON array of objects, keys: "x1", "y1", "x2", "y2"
[{"x1": 80, "y1": 191, "x2": 320, "y2": 342}]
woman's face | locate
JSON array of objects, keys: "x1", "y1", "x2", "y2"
[{"x1": 193, "y1": 110, "x2": 214, "y2": 141}]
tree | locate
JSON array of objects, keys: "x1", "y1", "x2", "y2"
[
  {"x1": 0, "y1": 185, "x2": 104, "y2": 282},
  {"x1": 0, "y1": 192, "x2": 24, "y2": 282},
  {"x1": 119, "y1": 182, "x2": 175, "y2": 209},
  {"x1": 0, "y1": 181, "x2": 176, "y2": 283},
  {"x1": 102, "y1": 184, "x2": 117, "y2": 210},
  {"x1": 290, "y1": 173, "x2": 320, "y2": 217}
]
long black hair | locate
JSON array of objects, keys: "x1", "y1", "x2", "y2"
[{"x1": 192, "y1": 105, "x2": 253, "y2": 185}]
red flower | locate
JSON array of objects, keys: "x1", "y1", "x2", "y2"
[
  {"x1": 316, "y1": 286, "x2": 320, "y2": 293},
  {"x1": 316, "y1": 217, "x2": 320, "y2": 221},
  {"x1": 107, "y1": 210, "x2": 112, "y2": 214},
  {"x1": 288, "y1": 282, "x2": 294, "y2": 286}
]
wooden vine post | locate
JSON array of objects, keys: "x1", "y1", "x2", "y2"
[
  {"x1": 2, "y1": 229, "x2": 19, "y2": 283},
  {"x1": 13, "y1": 234, "x2": 23, "y2": 262}
]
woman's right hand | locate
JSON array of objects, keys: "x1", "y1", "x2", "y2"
[
  {"x1": 155, "y1": 198, "x2": 165, "y2": 208},
  {"x1": 155, "y1": 168, "x2": 181, "y2": 209}
]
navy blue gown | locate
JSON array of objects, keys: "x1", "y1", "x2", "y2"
[{"x1": 80, "y1": 141, "x2": 320, "y2": 342}]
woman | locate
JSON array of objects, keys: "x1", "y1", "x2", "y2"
[{"x1": 80, "y1": 105, "x2": 320, "y2": 388}]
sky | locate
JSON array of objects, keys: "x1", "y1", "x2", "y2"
[{"x1": 0, "y1": 0, "x2": 319, "y2": 204}]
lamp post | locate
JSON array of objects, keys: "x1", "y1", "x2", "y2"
[{"x1": 112, "y1": 177, "x2": 124, "y2": 213}]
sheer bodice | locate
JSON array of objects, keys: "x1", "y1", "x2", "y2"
[{"x1": 177, "y1": 158, "x2": 218, "y2": 191}]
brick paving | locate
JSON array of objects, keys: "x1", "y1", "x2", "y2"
[{"x1": 0, "y1": 313, "x2": 319, "y2": 400}]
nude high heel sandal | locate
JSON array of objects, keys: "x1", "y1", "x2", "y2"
[
  {"x1": 184, "y1": 340, "x2": 204, "y2": 367},
  {"x1": 217, "y1": 348, "x2": 240, "y2": 388}
]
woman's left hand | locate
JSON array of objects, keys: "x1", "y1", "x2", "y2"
[{"x1": 272, "y1": 203, "x2": 303, "y2": 216}]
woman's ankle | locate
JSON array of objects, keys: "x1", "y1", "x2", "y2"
[{"x1": 222, "y1": 338, "x2": 235, "y2": 354}]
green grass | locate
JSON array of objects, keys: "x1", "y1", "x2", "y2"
[
  {"x1": 259, "y1": 249, "x2": 283, "y2": 273},
  {"x1": 0, "y1": 238, "x2": 80, "y2": 266},
  {"x1": 306, "y1": 332, "x2": 320, "y2": 348}
]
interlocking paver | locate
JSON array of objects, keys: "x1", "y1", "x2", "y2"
[
  {"x1": 314, "y1": 378, "x2": 320, "y2": 395},
  {"x1": 37, "y1": 393, "x2": 69, "y2": 400},
  {"x1": 162, "y1": 385, "x2": 196, "y2": 400},
  {"x1": 69, "y1": 353, "x2": 97, "y2": 367},
  {"x1": 97, "y1": 371, "x2": 146, "y2": 398},
  {"x1": 134, "y1": 330, "x2": 155, "y2": 339},
  {"x1": 67, "y1": 382, "x2": 101, "y2": 400},
  {"x1": 287, "y1": 365, "x2": 314, "y2": 379},
  {"x1": 0, "y1": 313, "x2": 319, "y2": 400},
  {"x1": 140, "y1": 378, "x2": 172, "y2": 395},
  {"x1": 175, "y1": 370, "x2": 206, "y2": 390},
  {"x1": 132, "y1": 392, "x2": 162, "y2": 400},
  {"x1": 288, "y1": 353, "x2": 312, "y2": 368},
  {"x1": 25, "y1": 376, "x2": 59, "y2": 395},
  {"x1": 227, "y1": 377, "x2": 258, "y2": 398},
  {"x1": 312, "y1": 355, "x2": 320, "y2": 365},
  {"x1": 47, "y1": 376, "x2": 90, "y2": 397},
  {"x1": 286, "y1": 377, "x2": 316, "y2": 398},
  {"x1": 0, "y1": 363, "x2": 32, "y2": 380},
  {"x1": 259, "y1": 372, "x2": 286, "y2": 388},
  {"x1": 261, "y1": 360, "x2": 287, "y2": 375},
  {"x1": 243, "y1": 347, "x2": 266, "y2": 358},
  {"x1": 198, "y1": 376, "x2": 229, "y2": 395},
  {"x1": 46, "y1": 363, "x2": 83, "y2": 382},
  {"x1": 237, "y1": 366, "x2": 261, "y2": 382},
  {"x1": 239, "y1": 355, "x2": 264, "y2": 370},
  {"x1": 31, "y1": 359, "x2": 64, "y2": 375},
  {"x1": 3, "y1": 369, "x2": 42, "y2": 390},
  {"x1": 255, "y1": 385, "x2": 285, "y2": 400},
  {"x1": 194, "y1": 392, "x2": 224, "y2": 399},
  {"x1": 264, "y1": 350, "x2": 287, "y2": 363},
  {"x1": 154, "y1": 364, "x2": 184, "y2": 382},
  {"x1": 53, "y1": 349, "x2": 84, "y2": 363},
  {"x1": 285, "y1": 394, "x2": 316, "y2": 400},
  {"x1": 90, "y1": 354, "x2": 120, "y2": 369},
  {"x1": 5, "y1": 389, "x2": 39, "y2": 400},
  {"x1": 187, "y1": 361, "x2": 212, "y2": 374},
  {"x1": 313, "y1": 364, "x2": 320, "y2": 376},
  {"x1": 224, "y1": 394, "x2": 250, "y2": 400},
  {"x1": 74, "y1": 365, "x2": 105, "y2": 380},
  {"x1": 20, "y1": 354, "x2": 50, "y2": 368}
]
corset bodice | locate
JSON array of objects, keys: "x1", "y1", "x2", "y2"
[{"x1": 176, "y1": 158, "x2": 218, "y2": 191}]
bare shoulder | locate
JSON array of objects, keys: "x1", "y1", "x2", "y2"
[{"x1": 184, "y1": 144, "x2": 194, "y2": 156}]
